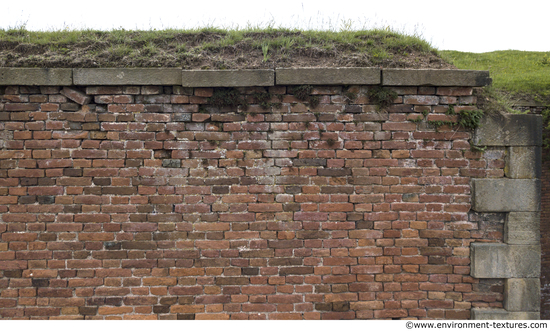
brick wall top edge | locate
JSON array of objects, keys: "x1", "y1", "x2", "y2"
[{"x1": 0, "y1": 67, "x2": 491, "y2": 87}]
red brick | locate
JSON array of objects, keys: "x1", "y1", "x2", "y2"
[
  {"x1": 2, "y1": 214, "x2": 37, "y2": 223},
  {"x1": 0, "y1": 260, "x2": 28, "y2": 270},
  {"x1": 24, "y1": 308, "x2": 60, "y2": 316},
  {"x1": 74, "y1": 214, "x2": 110, "y2": 223},
  {"x1": 61, "y1": 87, "x2": 91, "y2": 105},
  {"x1": 38, "y1": 288, "x2": 72, "y2": 297}
]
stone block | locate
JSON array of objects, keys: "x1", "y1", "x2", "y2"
[
  {"x1": 505, "y1": 278, "x2": 540, "y2": 312},
  {"x1": 74, "y1": 68, "x2": 182, "y2": 85},
  {"x1": 506, "y1": 146, "x2": 541, "y2": 179},
  {"x1": 0, "y1": 68, "x2": 72, "y2": 86},
  {"x1": 471, "y1": 178, "x2": 540, "y2": 212},
  {"x1": 505, "y1": 212, "x2": 540, "y2": 245},
  {"x1": 473, "y1": 114, "x2": 542, "y2": 147},
  {"x1": 275, "y1": 67, "x2": 380, "y2": 85},
  {"x1": 471, "y1": 308, "x2": 540, "y2": 320},
  {"x1": 181, "y1": 70, "x2": 274, "y2": 87},
  {"x1": 382, "y1": 69, "x2": 491, "y2": 86},
  {"x1": 470, "y1": 243, "x2": 541, "y2": 278}
]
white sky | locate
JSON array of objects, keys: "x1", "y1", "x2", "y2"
[{"x1": 1, "y1": 0, "x2": 547, "y2": 53}]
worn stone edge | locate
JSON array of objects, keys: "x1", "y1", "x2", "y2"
[
  {"x1": 0, "y1": 67, "x2": 493, "y2": 87},
  {"x1": 182, "y1": 69, "x2": 274, "y2": 87}
]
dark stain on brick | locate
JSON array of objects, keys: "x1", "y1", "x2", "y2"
[{"x1": 31, "y1": 279, "x2": 49, "y2": 287}]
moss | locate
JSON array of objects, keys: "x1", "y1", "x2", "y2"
[
  {"x1": 208, "y1": 88, "x2": 248, "y2": 109},
  {"x1": 292, "y1": 85, "x2": 313, "y2": 101},
  {"x1": 291, "y1": 85, "x2": 319, "y2": 109},
  {"x1": 367, "y1": 86, "x2": 398, "y2": 110},
  {"x1": 458, "y1": 109, "x2": 484, "y2": 130}
]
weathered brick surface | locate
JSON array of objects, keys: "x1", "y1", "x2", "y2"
[{"x1": 0, "y1": 82, "x2": 506, "y2": 320}]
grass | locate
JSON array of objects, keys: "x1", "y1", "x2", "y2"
[
  {"x1": 441, "y1": 50, "x2": 550, "y2": 156},
  {"x1": 0, "y1": 26, "x2": 445, "y2": 69},
  {"x1": 440, "y1": 50, "x2": 550, "y2": 102}
]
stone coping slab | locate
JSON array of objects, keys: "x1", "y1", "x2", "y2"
[
  {"x1": 181, "y1": 69, "x2": 274, "y2": 87},
  {"x1": 382, "y1": 69, "x2": 492, "y2": 86},
  {"x1": 0, "y1": 68, "x2": 72, "y2": 86},
  {"x1": 275, "y1": 67, "x2": 380, "y2": 85},
  {"x1": 73, "y1": 68, "x2": 182, "y2": 85},
  {"x1": 0, "y1": 67, "x2": 493, "y2": 87}
]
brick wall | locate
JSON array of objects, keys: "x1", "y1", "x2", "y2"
[{"x1": 0, "y1": 77, "x2": 508, "y2": 319}]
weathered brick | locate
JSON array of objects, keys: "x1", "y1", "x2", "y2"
[{"x1": 0, "y1": 81, "x2": 509, "y2": 319}]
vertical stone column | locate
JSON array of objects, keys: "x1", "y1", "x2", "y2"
[{"x1": 470, "y1": 114, "x2": 542, "y2": 320}]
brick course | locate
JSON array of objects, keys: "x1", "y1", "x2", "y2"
[{"x1": 0, "y1": 83, "x2": 505, "y2": 320}]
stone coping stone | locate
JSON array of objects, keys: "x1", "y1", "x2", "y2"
[
  {"x1": 473, "y1": 114, "x2": 542, "y2": 147},
  {"x1": 471, "y1": 308, "x2": 540, "y2": 320},
  {"x1": 470, "y1": 243, "x2": 541, "y2": 278},
  {"x1": 0, "y1": 68, "x2": 72, "y2": 86},
  {"x1": 182, "y1": 70, "x2": 274, "y2": 87},
  {"x1": 382, "y1": 69, "x2": 492, "y2": 86},
  {"x1": 0, "y1": 67, "x2": 495, "y2": 87},
  {"x1": 275, "y1": 67, "x2": 380, "y2": 85},
  {"x1": 471, "y1": 178, "x2": 540, "y2": 212},
  {"x1": 73, "y1": 68, "x2": 182, "y2": 85}
]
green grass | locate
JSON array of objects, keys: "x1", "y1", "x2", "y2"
[
  {"x1": 440, "y1": 50, "x2": 550, "y2": 98},
  {"x1": 441, "y1": 50, "x2": 550, "y2": 155},
  {"x1": 0, "y1": 26, "x2": 439, "y2": 68}
]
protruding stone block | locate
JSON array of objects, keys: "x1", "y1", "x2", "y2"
[
  {"x1": 505, "y1": 278, "x2": 540, "y2": 312},
  {"x1": 505, "y1": 212, "x2": 540, "y2": 245},
  {"x1": 382, "y1": 69, "x2": 491, "y2": 86},
  {"x1": 182, "y1": 70, "x2": 274, "y2": 87},
  {"x1": 506, "y1": 146, "x2": 542, "y2": 179},
  {"x1": 471, "y1": 178, "x2": 540, "y2": 212},
  {"x1": 471, "y1": 308, "x2": 540, "y2": 320},
  {"x1": 471, "y1": 243, "x2": 541, "y2": 278},
  {"x1": 473, "y1": 114, "x2": 542, "y2": 147},
  {"x1": 275, "y1": 67, "x2": 380, "y2": 85},
  {"x1": 74, "y1": 68, "x2": 182, "y2": 85},
  {"x1": 0, "y1": 68, "x2": 72, "y2": 86}
]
